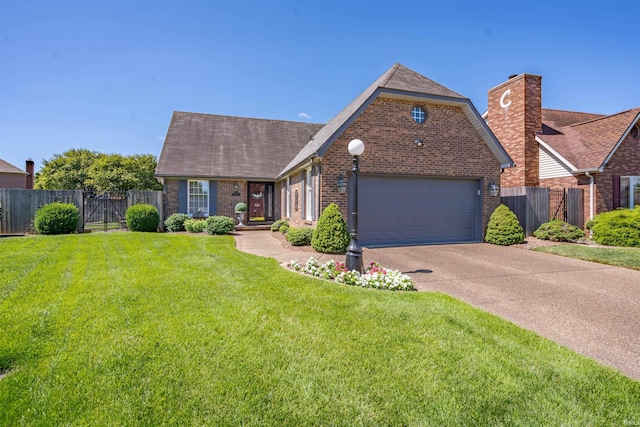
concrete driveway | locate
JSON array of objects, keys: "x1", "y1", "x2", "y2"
[{"x1": 234, "y1": 231, "x2": 640, "y2": 380}]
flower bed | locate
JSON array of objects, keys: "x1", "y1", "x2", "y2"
[{"x1": 289, "y1": 258, "x2": 415, "y2": 291}]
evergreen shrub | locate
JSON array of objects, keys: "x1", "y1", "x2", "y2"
[
  {"x1": 125, "y1": 204, "x2": 160, "y2": 232},
  {"x1": 533, "y1": 220, "x2": 585, "y2": 242},
  {"x1": 184, "y1": 218, "x2": 207, "y2": 233},
  {"x1": 586, "y1": 207, "x2": 640, "y2": 247},
  {"x1": 34, "y1": 202, "x2": 80, "y2": 235},
  {"x1": 311, "y1": 203, "x2": 350, "y2": 254},
  {"x1": 286, "y1": 228, "x2": 313, "y2": 246},
  {"x1": 270, "y1": 219, "x2": 289, "y2": 232},
  {"x1": 164, "y1": 213, "x2": 190, "y2": 232},
  {"x1": 205, "y1": 216, "x2": 235, "y2": 235},
  {"x1": 485, "y1": 204, "x2": 525, "y2": 245}
]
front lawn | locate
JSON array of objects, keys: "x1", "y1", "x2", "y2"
[
  {"x1": 534, "y1": 244, "x2": 640, "y2": 270},
  {"x1": 1, "y1": 233, "x2": 638, "y2": 425}
]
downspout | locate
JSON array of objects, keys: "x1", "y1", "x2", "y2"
[{"x1": 585, "y1": 172, "x2": 594, "y2": 237}]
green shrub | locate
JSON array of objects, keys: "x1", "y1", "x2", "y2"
[
  {"x1": 279, "y1": 225, "x2": 290, "y2": 234},
  {"x1": 125, "y1": 204, "x2": 160, "y2": 232},
  {"x1": 485, "y1": 204, "x2": 525, "y2": 245},
  {"x1": 34, "y1": 202, "x2": 80, "y2": 235},
  {"x1": 286, "y1": 228, "x2": 313, "y2": 246},
  {"x1": 533, "y1": 220, "x2": 585, "y2": 242},
  {"x1": 312, "y1": 203, "x2": 350, "y2": 254},
  {"x1": 270, "y1": 219, "x2": 289, "y2": 232},
  {"x1": 164, "y1": 213, "x2": 190, "y2": 232},
  {"x1": 586, "y1": 207, "x2": 640, "y2": 247},
  {"x1": 234, "y1": 202, "x2": 248, "y2": 213},
  {"x1": 184, "y1": 218, "x2": 207, "y2": 233},
  {"x1": 205, "y1": 215, "x2": 235, "y2": 235}
]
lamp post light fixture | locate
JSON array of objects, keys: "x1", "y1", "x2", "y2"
[{"x1": 345, "y1": 139, "x2": 365, "y2": 273}]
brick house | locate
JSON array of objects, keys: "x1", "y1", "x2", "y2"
[
  {"x1": 0, "y1": 158, "x2": 33, "y2": 189},
  {"x1": 156, "y1": 64, "x2": 513, "y2": 246},
  {"x1": 486, "y1": 73, "x2": 640, "y2": 226}
]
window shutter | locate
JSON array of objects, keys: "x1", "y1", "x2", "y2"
[
  {"x1": 178, "y1": 180, "x2": 187, "y2": 213},
  {"x1": 208, "y1": 180, "x2": 218, "y2": 216},
  {"x1": 612, "y1": 175, "x2": 621, "y2": 209}
]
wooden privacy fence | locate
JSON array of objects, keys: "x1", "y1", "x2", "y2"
[
  {"x1": 0, "y1": 189, "x2": 84, "y2": 234},
  {"x1": 500, "y1": 187, "x2": 584, "y2": 235},
  {"x1": 0, "y1": 189, "x2": 164, "y2": 234}
]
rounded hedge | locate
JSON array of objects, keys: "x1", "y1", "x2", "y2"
[
  {"x1": 205, "y1": 215, "x2": 235, "y2": 235},
  {"x1": 184, "y1": 218, "x2": 207, "y2": 233},
  {"x1": 312, "y1": 203, "x2": 350, "y2": 254},
  {"x1": 485, "y1": 204, "x2": 525, "y2": 245},
  {"x1": 270, "y1": 219, "x2": 289, "y2": 232},
  {"x1": 164, "y1": 213, "x2": 190, "y2": 232},
  {"x1": 533, "y1": 220, "x2": 585, "y2": 242},
  {"x1": 586, "y1": 207, "x2": 640, "y2": 247},
  {"x1": 34, "y1": 202, "x2": 80, "y2": 235},
  {"x1": 125, "y1": 204, "x2": 160, "y2": 232},
  {"x1": 286, "y1": 228, "x2": 314, "y2": 246},
  {"x1": 234, "y1": 202, "x2": 248, "y2": 213}
]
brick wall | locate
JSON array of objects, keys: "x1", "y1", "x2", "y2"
[
  {"x1": 217, "y1": 180, "x2": 247, "y2": 218},
  {"x1": 0, "y1": 173, "x2": 27, "y2": 189},
  {"x1": 319, "y1": 96, "x2": 503, "y2": 237},
  {"x1": 488, "y1": 74, "x2": 542, "y2": 188},
  {"x1": 164, "y1": 179, "x2": 179, "y2": 216}
]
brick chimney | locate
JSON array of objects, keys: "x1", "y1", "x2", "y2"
[
  {"x1": 26, "y1": 159, "x2": 34, "y2": 189},
  {"x1": 487, "y1": 74, "x2": 542, "y2": 187}
]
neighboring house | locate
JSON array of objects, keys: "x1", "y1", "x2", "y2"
[
  {"x1": 0, "y1": 158, "x2": 33, "y2": 189},
  {"x1": 156, "y1": 63, "x2": 513, "y2": 246},
  {"x1": 486, "y1": 73, "x2": 640, "y2": 225}
]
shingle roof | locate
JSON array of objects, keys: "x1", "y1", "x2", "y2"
[
  {"x1": 278, "y1": 63, "x2": 484, "y2": 176},
  {"x1": 155, "y1": 112, "x2": 323, "y2": 180},
  {"x1": 541, "y1": 109, "x2": 605, "y2": 129},
  {"x1": 538, "y1": 108, "x2": 640, "y2": 170},
  {"x1": 0, "y1": 158, "x2": 27, "y2": 175}
]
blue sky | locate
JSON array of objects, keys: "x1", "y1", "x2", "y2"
[{"x1": 1, "y1": 0, "x2": 639, "y2": 173}]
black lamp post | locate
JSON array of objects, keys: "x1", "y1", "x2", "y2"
[{"x1": 345, "y1": 139, "x2": 365, "y2": 273}]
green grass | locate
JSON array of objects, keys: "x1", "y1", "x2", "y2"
[
  {"x1": 534, "y1": 244, "x2": 640, "y2": 270},
  {"x1": 1, "y1": 234, "x2": 638, "y2": 426}
]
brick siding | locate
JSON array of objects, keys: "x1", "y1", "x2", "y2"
[{"x1": 0, "y1": 173, "x2": 27, "y2": 189}]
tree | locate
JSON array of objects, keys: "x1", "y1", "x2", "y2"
[{"x1": 35, "y1": 149, "x2": 163, "y2": 192}]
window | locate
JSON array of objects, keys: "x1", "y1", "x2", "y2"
[
  {"x1": 620, "y1": 176, "x2": 640, "y2": 209},
  {"x1": 188, "y1": 180, "x2": 209, "y2": 217},
  {"x1": 285, "y1": 177, "x2": 291, "y2": 217},
  {"x1": 305, "y1": 167, "x2": 314, "y2": 221},
  {"x1": 411, "y1": 106, "x2": 426, "y2": 124}
]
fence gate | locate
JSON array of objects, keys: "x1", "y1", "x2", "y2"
[{"x1": 83, "y1": 192, "x2": 128, "y2": 232}]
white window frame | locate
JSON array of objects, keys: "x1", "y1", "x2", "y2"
[
  {"x1": 285, "y1": 177, "x2": 291, "y2": 217},
  {"x1": 188, "y1": 180, "x2": 209, "y2": 217},
  {"x1": 305, "y1": 167, "x2": 313, "y2": 221},
  {"x1": 621, "y1": 176, "x2": 640, "y2": 209}
]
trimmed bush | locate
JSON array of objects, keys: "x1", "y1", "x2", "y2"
[
  {"x1": 34, "y1": 202, "x2": 80, "y2": 235},
  {"x1": 279, "y1": 225, "x2": 290, "y2": 234},
  {"x1": 125, "y1": 204, "x2": 160, "y2": 232},
  {"x1": 312, "y1": 203, "x2": 350, "y2": 254},
  {"x1": 205, "y1": 215, "x2": 235, "y2": 235},
  {"x1": 485, "y1": 204, "x2": 525, "y2": 245},
  {"x1": 234, "y1": 202, "x2": 248, "y2": 213},
  {"x1": 184, "y1": 218, "x2": 207, "y2": 233},
  {"x1": 586, "y1": 207, "x2": 640, "y2": 247},
  {"x1": 164, "y1": 213, "x2": 190, "y2": 232},
  {"x1": 270, "y1": 219, "x2": 289, "y2": 232},
  {"x1": 534, "y1": 220, "x2": 585, "y2": 242},
  {"x1": 286, "y1": 228, "x2": 313, "y2": 246}
]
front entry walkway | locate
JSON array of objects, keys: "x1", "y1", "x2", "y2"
[{"x1": 233, "y1": 231, "x2": 640, "y2": 380}]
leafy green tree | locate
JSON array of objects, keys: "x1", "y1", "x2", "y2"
[
  {"x1": 35, "y1": 149, "x2": 163, "y2": 192},
  {"x1": 34, "y1": 148, "x2": 99, "y2": 190}
]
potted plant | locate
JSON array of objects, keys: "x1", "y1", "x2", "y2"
[{"x1": 234, "y1": 202, "x2": 248, "y2": 226}]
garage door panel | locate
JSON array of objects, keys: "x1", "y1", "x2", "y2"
[{"x1": 359, "y1": 176, "x2": 481, "y2": 246}]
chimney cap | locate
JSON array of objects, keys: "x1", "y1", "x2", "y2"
[{"x1": 26, "y1": 158, "x2": 34, "y2": 162}]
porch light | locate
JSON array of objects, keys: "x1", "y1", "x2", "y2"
[
  {"x1": 488, "y1": 182, "x2": 500, "y2": 197},
  {"x1": 337, "y1": 175, "x2": 347, "y2": 194}
]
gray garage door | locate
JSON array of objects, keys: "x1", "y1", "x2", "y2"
[{"x1": 358, "y1": 175, "x2": 481, "y2": 246}]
